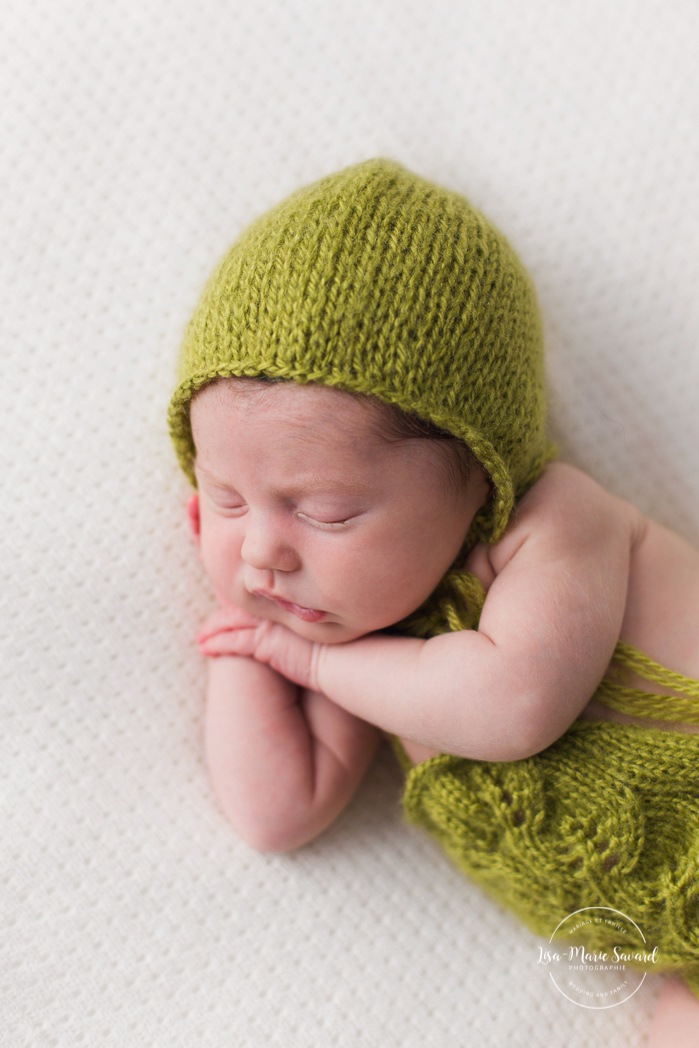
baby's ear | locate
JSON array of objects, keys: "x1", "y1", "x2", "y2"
[{"x1": 187, "y1": 493, "x2": 201, "y2": 545}]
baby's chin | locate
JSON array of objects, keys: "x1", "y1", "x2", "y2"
[
  {"x1": 238, "y1": 588, "x2": 410, "y2": 643},
  {"x1": 275, "y1": 612, "x2": 370, "y2": 645},
  {"x1": 248, "y1": 601, "x2": 369, "y2": 644}
]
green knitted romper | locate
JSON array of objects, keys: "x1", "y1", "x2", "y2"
[{"x1": 169, "y1": 159, "x2": 699, "y2": 994}]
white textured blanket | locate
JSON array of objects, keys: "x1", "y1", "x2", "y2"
[{"x1": 3, "y1": 2, "x2": 698, "y2": 1044}]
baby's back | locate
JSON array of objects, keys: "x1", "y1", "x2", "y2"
[{"x1": 622, "y1": 506, "x2": 699, "y2": 675}]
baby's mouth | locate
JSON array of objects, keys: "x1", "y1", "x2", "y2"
[{"x1": 252, "y1": 589, "x2": 326, "y2": 623}]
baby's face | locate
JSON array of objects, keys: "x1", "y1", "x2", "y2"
[{"x1": 189, "y1": 380, "x2": 489, "y2": 644}]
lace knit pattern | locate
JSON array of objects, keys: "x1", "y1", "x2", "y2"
[
  {"x1": 396, "y1": 596, "x2": 699, "y2": 995},
  {"x1": 167, "y1": 156, "x2": 699, "y2": 991}
]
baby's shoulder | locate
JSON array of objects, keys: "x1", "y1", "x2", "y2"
[
  {"x1": 469, "y1": 462, "x2": 644, "y2": 582},
  {"x1": 512, "y1": 461, "x2": 634, "y2": 521}
]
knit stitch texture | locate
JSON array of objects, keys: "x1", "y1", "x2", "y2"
[
  {"x1": 168, "y1": 159, "x2": 699, "y2": 991},
  {"x1": 169, "y1": 158, "x2": 555, "y2": 543},
  {"x1": 396, "y1": 575, "x2": 699, "y2": 994},
  {"x1": 395, "y1": 634, "x2": 699, "y2": 995}
]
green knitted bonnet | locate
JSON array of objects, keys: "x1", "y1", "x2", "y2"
[{"x1": 168, "y1": 158, "x2": 553, "y2": 543}]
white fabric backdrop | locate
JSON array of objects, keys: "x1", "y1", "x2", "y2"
[{"x1": 3, "y1": 2, "x2": 698, "y2": 1044}]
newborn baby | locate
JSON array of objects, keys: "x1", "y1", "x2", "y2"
[{"x1": 169, "y1": 159, "x2": 699, "y2": 1043}]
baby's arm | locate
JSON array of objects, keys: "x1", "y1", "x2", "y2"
[
  {"x1": 321, "y1": 463, "x2": 638, "y2": 758},
  {"x1": 315, "y1": 464, "x2": 637, "y2": 759},
  {"x1": 213, "y1": 464, "x2": 639, "y2": 761},
  {"x1": 203, "y1": 653, "x2": 380, "y2": 852}
]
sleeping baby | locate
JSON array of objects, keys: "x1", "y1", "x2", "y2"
[{"x1": 168, "y1": 159, "x2": 699, "y2": 1044}]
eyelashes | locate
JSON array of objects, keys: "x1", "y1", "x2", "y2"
[
  {"x1": 207, "y1": 501, "x2": 353, "y2": 530},
  {"x1": 295, "y1": 512, "x2": 351, "y2": 531}
]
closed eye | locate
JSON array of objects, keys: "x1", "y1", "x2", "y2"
[
  {"x1": 295, "y1": 511, "x2": 352, "y2": 531},
  {"x1": 209, "y1": 498, "x2": 247, "y2": 514}
]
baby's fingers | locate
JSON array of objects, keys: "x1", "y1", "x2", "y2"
[
  {"x1": 197, "y1": 605, "x2": 261, "y2": 643},
  {"x1": 198, "y1": 628, "x2": 257, "y2": 658}
]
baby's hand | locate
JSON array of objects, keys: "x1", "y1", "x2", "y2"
[
  {"x1": 197, "y1": 604, "x2": 261, "y2": 647},
  {"x1": 197, "y1": 606, "x2": 319, "y2": 691}
]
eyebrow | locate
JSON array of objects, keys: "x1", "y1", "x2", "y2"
[
  {"x1": 194, "y1": 462, "x2": 367, "y2": 500},
  {"x1": 194, "y1": 465, "x2": 237, "y2": 490}
]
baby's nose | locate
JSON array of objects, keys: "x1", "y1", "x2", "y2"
[{"x1": 240, "y1": 513, "x2": 299, "y2": 572}]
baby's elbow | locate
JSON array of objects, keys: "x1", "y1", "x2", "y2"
[
  {"x1": 218, "y1": 806, "x2": 309, "y2": 854},
  {"x1": 501, "y1": 685, "x2": 573, "y2": 761},
  {"x1": 239, "y1": 822, "x2": 305, "y2": 855},
  {"x1": 472, "y1": 686, "x2": 562, "y2": 763},
  {"x1": 216, "y1": 798, "x2": 323, "y2": 854}
]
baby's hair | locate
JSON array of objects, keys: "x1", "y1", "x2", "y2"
[
  {"x1": 369, "y1": 398, "x2": 477, "y2": 494},
  {"x1": 194, "y1": 375, "x2": 482, "y2": 496}
]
